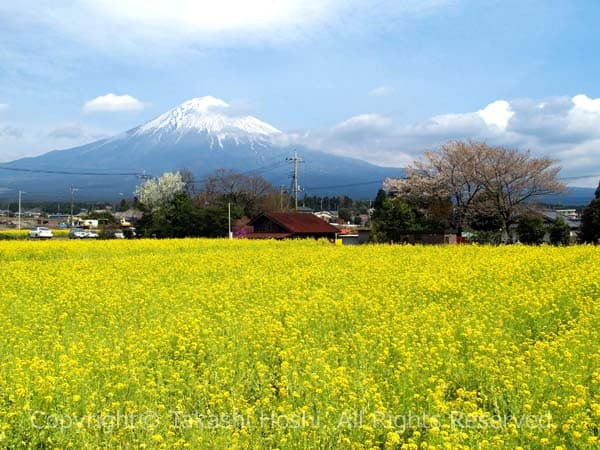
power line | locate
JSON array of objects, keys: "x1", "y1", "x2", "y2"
[
  {"x1": 240, "y1": 160, "x2": 288, "y2": 177},
  {"x1": 559, "y1": 174, "x2": 600, "y2": 180},
  {"x1": 304, "y1": 180, "x2": 384, "y2": 191},
  {"x1": 0, "y1": 166, "x2": 143, "y2": 176},
  {"x1": 185, "y1": 160, "x2": 290, "y2": 188},
  {"x1": 305, "y1": 173, "x2": 600, "y2": 191}
]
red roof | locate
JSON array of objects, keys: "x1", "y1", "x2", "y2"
[
  {"x1": 249, "y1": 212, "x2": 339, "y2": 234},
  {"x1": 244, "y1": 233, "x2": 293, "y2": 239}
]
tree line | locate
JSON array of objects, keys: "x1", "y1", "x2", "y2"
[
  {"x1": 134, "y1": 169, "x2": 288, "y2": 238},
  {"x1": 134, "y1": 141, "x2": 600, "y2": 243},
  {"x1": 371, "y1": 140, "x2": 600, "y2": 244}
]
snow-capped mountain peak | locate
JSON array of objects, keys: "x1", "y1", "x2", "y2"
[{"x1": 134, "y1": 96, "x2": 281, "y2": 141}]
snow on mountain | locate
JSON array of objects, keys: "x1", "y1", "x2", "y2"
[
  {"x1": 0, "y1": 96, "x2": 407, "y2": 200},
  {"x1": 134, "y1": 96, "x2": 281, "y2": 147}
]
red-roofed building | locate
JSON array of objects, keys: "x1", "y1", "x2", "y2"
[{"x1": 245, "y1": 212, "x2": 338, "y2": 241}]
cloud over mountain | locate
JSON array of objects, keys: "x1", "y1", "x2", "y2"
[
  {"x1": 83, "y1": 94, "x2": 146, "y2": 113},
  {"x1": 0, "y1": 126, "x2": 23, "y2": 139},
  {"x1": 301, "y1": 94, "x2": 600, "y2": 185}
]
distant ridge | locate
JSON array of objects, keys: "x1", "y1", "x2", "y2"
[{"x1": 0, "y1": 97, "x2": 404, "y2": 200}]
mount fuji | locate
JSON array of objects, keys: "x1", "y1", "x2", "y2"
[{"x1": 0, "y1": 97, "x2": 405, "y2": 201}]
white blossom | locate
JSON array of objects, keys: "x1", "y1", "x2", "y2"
[{"x1": 135, "y1": 171, "x2": 186, "y2": 211}]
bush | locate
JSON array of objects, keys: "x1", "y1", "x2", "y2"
[
  {"x1": 517, "y1": 216, "x2": 546, "y2": 245},
  {"x1": 549, "y1": 217, "x2": 571, "y2": 246},
  {"x1": 98, "y1": 224, "x2": 120, "y2": 240},
  {"x1": 580, "y1": 197, "x2": 600, "y2": 244},
  {"x1": 472, "y1": 230, "x2": 503, "y2": 245}
]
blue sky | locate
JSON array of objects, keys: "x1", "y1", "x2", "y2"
[{"x1": 1, "y1": 0, "x2": 600, "y2": 186}]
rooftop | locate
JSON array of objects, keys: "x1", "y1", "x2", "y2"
[{"x1": 249, "y1": 212, "x2": 339, "y2": 234}]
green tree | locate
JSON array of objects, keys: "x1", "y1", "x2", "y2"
[
  {"x1": 580, "y1": 182, "x2": 600, "y2": 244},
  {"x1": 138, "y1": 192, "x2": 244, "y2": 239},
  {"x1": 337, "y1": 208, "x2": 351, "y2": 223},
  {"x1": 372, "y1": 189, "x2": 388, "y2": 219},
  {"x1": 549, "y1": 217, "x2": 571, "y2": 246},
  {"x1": 371, "y1": 193, "x2": 420, "y2": 243},
  {"x1": 138, "y1": 192, "x2": 200, "y2": 238},
  {"x1": 117, "y1": 198, "x2": 129, "y2": 212},
  {"x1": 517, "y1": 216, "x2": 546, "y2": 245},
  {"x1": 468, "y1": 207, "x2": 503, "y2": 244}
]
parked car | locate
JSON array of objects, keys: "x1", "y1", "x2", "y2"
[
  {"x1": 69, "y1": 228, "x2": 98, "y2": 239},
  {"x1": 69, "y1": 228, "x2": 87, "y2": 239},
  {"x1": 29, "y1": 227, "x2": 53, "y2": 239}
]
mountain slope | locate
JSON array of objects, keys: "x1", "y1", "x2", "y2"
[{"x1": 0, "y1": 97, "x2": 404, "y2": 200}]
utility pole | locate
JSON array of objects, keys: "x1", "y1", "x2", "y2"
[
  {"x1": 228, "y1": 202, "x2": 233, "y2": 239},
  {"x1": 69, "y1": 185, "x2": 78, "y2": 227},
  {"x1": 279, "y1": 185, "x2": 286, "y2": 211},
  {"x1": 18, "y1": 190, "x2": 25, "y2": 231},
  {"x1": 286, "y1": 151, "x2": 303, "y2": 211}
]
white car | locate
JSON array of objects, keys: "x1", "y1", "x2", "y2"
[
  {"x1": 69, "y1": 228, "x2": 98, "y2": 239},
  {"x1": 29, "y1": 227, "x2": 53, "y2": 239}
]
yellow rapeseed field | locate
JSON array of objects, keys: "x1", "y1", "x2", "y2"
[
  {"x1": 0, "y1": 239, "x2": 598, "y2": 449},
  {"x1": 0, "y1": 229, "x2": 70, "y2": 240}
]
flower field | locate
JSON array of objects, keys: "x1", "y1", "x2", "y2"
[
  {"x1": 0, "y1": 240, "x2": 599, "y2": 449},
  {"x1": 0, "y1": 229, "x2": 70, "y2": 240}
]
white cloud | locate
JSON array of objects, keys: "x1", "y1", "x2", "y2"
[
  {"x1": 0, "y1": 125, "x2": 23, "y2": 139},
  {"x1": 0, "y1": 1, "x2": 452, "y2": 52},
  {"x1": 477, "y1": 100, "x2": 514, "y2": 130},
  {"x1": 0, "y1": 123, "x2": 112, "y2": 163},
  {"x1": 86, "y1": 0, "x2": 330, "y2": 33},
  {"x1": 47, "y1": 124, "x2": 86, "y2": 140},
  {"x1": 369, "y1": 86, "x2": 394, "y2": 97},
  {"x1": 83, "y1": 94, "x2": 146, "y2": 113},
  {"x1": 335, "y1": 114, "x2": 393, "y2": 131},
  {"x1": 297, "y1": 94, "x2": 600, "y2": 185},
  {"x1": 572, "y1": 94, "x2": 600, "y2": 113}
]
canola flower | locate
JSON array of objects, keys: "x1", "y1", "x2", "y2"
[
  {"x1": 0, "y1": 239, "x2": 598, "y2": 449},
  {"x1": 0, "y1": 229, "x2": 70, "y2": 240}
]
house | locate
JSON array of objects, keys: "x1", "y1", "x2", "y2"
[
  {"x1": 245, "y1": 212, "x2": 339, "y2": 241},
  {"x1": 313, "y1": 211, "x2": 335, "y2": 222},
  {"x1": 540, "y1": 210, "x2": 581, "y2": 242},
  {"x1": 555, "y1": 209, "x2": 579, "y2": 220}
]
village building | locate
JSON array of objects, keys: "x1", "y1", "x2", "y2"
[{"x1": 244, "y1": 212, "x2": 339, "y2": 241}]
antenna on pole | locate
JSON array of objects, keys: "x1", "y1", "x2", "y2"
[
  {"x1": 286, "y1": 151, "x2": 303, "y2": 211},
  {"x1": 18, "y1": 190, "x2": 26, "y2": 231},
  {"x1": 69, "y1": 184, "x2": 79, "y2": 227}
]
